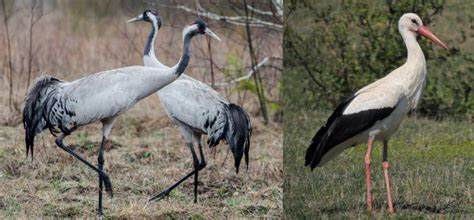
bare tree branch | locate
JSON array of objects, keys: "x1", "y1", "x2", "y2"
[
  {"x1": 163, "y1": 3, "x2": 282, "y2": 31},
  {"x1": 272, "y1": 0, "x2": 283, "y2": 17},
  {"x1": 214, "y1": 57, "x2": 269, "y2": 86},
  {"x1": 246, "y1": 4, "x2": 273, "y2": 16},
  {"x1": 243, "y1": 0, "x2": 268, "y2": 123},
  {"x1": 26, "y1": 0, "x2": 45, "y2": 91},
  {"x1": 1, "y1": 0, "x2": 14, "y2": 111}
]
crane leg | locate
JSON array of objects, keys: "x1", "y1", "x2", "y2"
[
  {"x1": 97, "y1": 136, "x2": 107, "y2": 216},
  {"x1": 383, "y1": 140, "x2": 395, "y2": 214},
  {"x1": 188, "y1": 142, "x2": 200, "y2": 203},
  {"x1": 149, "y1": 142, "x2": 207, "y2": 202},
  {"x1": 54, "y1": 134, "x2": 113, "y2": 202},
  {"x1": 194, "y1": 142, "x2": 207, "y2": 203},
  {"x1": 197, "y1": 142, "x2": 207, "y2": 169},
  {"x1": 365, "y1": 136, "x2": 375, "y2": 212}
]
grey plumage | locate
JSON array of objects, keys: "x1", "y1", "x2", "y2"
[
  {"x1": 22, "y1": 19, "x2": 220, "y2": 215},
  {"x1": 131, "y1": 11, "x2": 251, "y2": 172},
  {"x1": 129, "y1": 10, "x2": 249, "y2": 203},
  {"x1": 23, "y1": 75, "x2": 64, "y2": 159},
  {"x1": 159, "y1": 77, "x2": 252, "y2": 172},
  {"x1": 23, "y1": 66, "x2": 180, "y2": 156}
]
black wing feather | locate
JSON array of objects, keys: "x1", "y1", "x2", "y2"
[{"x1": 305, "y1": 95, "x2": 396, "y2": 169}]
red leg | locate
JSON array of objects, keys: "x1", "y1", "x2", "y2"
[
  {"x1": 382, "y1": 140, "x2": 395, "y2": 214},
  {"x1": 365, "y1": 136, "x2": 375, "y2": 212}
]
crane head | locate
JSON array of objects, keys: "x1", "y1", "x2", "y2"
[
  {"x1": 184, "y1": 20, "x2": 222, "y2": 41},
  {"x1": 128, "y1": 9, "x2": 162, "y2": 29},
  {"x1": 399, "y1": 13, "x2": 448, "y2": 49}
]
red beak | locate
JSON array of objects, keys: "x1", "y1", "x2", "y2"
[{"x1": 417, "y1": 26, "x2": 448, "y2": 49}]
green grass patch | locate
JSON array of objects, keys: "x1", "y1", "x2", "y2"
[
  {"x1": 0, "y1": 197, "x2": 21, "y2": 217},
  {"x1": 50, "y1": 178, "x2": 71, "y2": 193},
  {"x1": 283, "y1": 110, "x2": 473, "y2": 218},
  {"x1": 74, "y1": 131, "x2": 95, "y2": 151}
]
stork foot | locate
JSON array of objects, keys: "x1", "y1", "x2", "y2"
[{"x1": 382, "y1": 161, "x2": 395, "y2": 214}]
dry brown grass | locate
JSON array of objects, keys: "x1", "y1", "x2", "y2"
[
  {"x1": 0, "y1": 101, "x2": 282, "y2": 218},
  {"x1": 0, "y1": 2, "x2": 282, "y2": 218}
]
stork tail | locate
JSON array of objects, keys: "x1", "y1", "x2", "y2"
[{"x1": 305, "y1": 96, "x2": 356, "y2": 169}]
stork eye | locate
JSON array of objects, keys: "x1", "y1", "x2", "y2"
[{"x1": 411, "y1": 19, "x2": 418, "y2": 25}]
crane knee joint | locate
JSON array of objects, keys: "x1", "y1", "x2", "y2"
[{"x1": 98, "y1": 156, "x2": 105, "y2": 165}]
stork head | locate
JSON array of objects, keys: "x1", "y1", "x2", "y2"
[
  {"x1": 183, "y1": 20, "x2": 221, "y2": 41},
  {"x1": 128, "y1": 9, "x2": 162, "y2": 29},
  {"x1": 399, "y1": 13, "x2": 448, "y2": 49}
]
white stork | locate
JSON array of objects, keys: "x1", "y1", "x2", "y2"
[
  {"x1": 22, "y1": 20, "x2": 221, "y2": 215},
  {"x1": 127, "y1": 10, "x2": 251, "y2": 203},
  {"x1": 304, "y1": 13, "x2": 448, "y2": 214}
]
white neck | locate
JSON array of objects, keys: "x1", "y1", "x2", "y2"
[
  {"x1": 400, "y1": 29, "x2": 425, "y2": 66},
  {"x1": 397, "y1": 28, "x2": 427, "y2": 108}
]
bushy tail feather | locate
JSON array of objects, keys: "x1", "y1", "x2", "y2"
[
  {"x1": 23, "y1": 75, "x2": 62, "y2": 159},
  {"x1": 225, "y1": 103, "x2": 251, "y2": 174}
]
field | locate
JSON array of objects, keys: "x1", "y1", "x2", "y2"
[
  {"x1": 283, "y1": 110, "x2": 473, "y2": 218},
  {"x1": 0, "y1": 1, "x2": 282, "y2": 218},
  {"x1": 0, "y1": 104, "x2": 282, "y2": 218}
]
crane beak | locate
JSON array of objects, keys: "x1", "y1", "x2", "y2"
[
  {"x1": 204, "y1": 28, "x2": 222, "y2": 41},
  {"x1": 127, "y1": 14, "x2": 144, "y2": 23},
  {"x1": 417, "y1": 26, "x2": 448, "y2": 49}
]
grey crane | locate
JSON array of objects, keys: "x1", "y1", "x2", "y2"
[
  {"x1": 22, "y1": 19, "x2": 221, "y2": 215},
  {"x1": 128, "y1": 10, "x2": 251, "y2": 203}
]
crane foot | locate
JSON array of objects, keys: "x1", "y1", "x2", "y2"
[
  {"x1": 149, "y1": 189, "x2": 171, "y2": 202},
  {"x1": 101, "y1": 174, "x2": 113, "y2": 197}
]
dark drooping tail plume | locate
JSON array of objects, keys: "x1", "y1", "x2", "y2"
[
  {"x1": 23, "y1": 75, "x2": 63, "y2": 159},
  {"x1": 206, "y1": 103, "x2": 252, "y2": 174},
  {"x1": 224, "y1": 104, "x2": 251, "y2": 174}
]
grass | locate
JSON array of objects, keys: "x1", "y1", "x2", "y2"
[
  {"x1": 0, "y1": 104, "x2": 282, "y2": 218},
  {"x1": 283, "y1": 110, "x2": 473, "y2": 219},
  {"x1": 0, "y1": 3, "x2": 282, "y2": 218}
]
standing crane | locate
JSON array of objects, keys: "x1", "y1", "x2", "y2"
[
  {"x1": 304, "y1": 13, "x2": 448, "y2": 214},
  {"x1": 128, "y1": 10, "x2": 251, "y2": 203},
  {"x1": 22, "y1": 19, "x2": 221, "y2": 215}
]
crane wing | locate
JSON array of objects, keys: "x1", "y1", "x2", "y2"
[{"x1": 158, "y1": 75, "x2": 228, "y2": 131}]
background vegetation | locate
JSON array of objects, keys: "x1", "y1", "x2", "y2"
[
  {"x1": 285, "y1": 0, "x2": 473, "y2": 119},
  {"x1": 284, "y1": 0, "x2": 473, "y2": 218},
  {"x1": 0, "y1": 0, "x2": 282, "y2": 218}
]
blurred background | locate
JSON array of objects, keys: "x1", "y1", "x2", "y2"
[
  {"x1": 285, "y1": 0, "x2": 472, "y2": 119},
  {"x1": 0, "y1": 0, "x2": 282, "y2": 218},
  {"x1": 284, "y1": 0, "x2": 473, "y2": 218},
  {"x1": 0, "y1": 0, "x2": 283, "y2": 123}
]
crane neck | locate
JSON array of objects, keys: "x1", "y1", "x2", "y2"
[
  {"x1": 144, "y1": 20, "x2": 158, "y2": 58},
  {"x1": 144, "y1": 19, "x2": 168, "y2": 68},
  {"x1": 171, "y1": 31, "x2": 194, "y2": 76}
]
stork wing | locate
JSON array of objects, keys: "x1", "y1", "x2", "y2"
[{"x1": 305, "y1": 89, "x2": 403, "y2": 169}]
